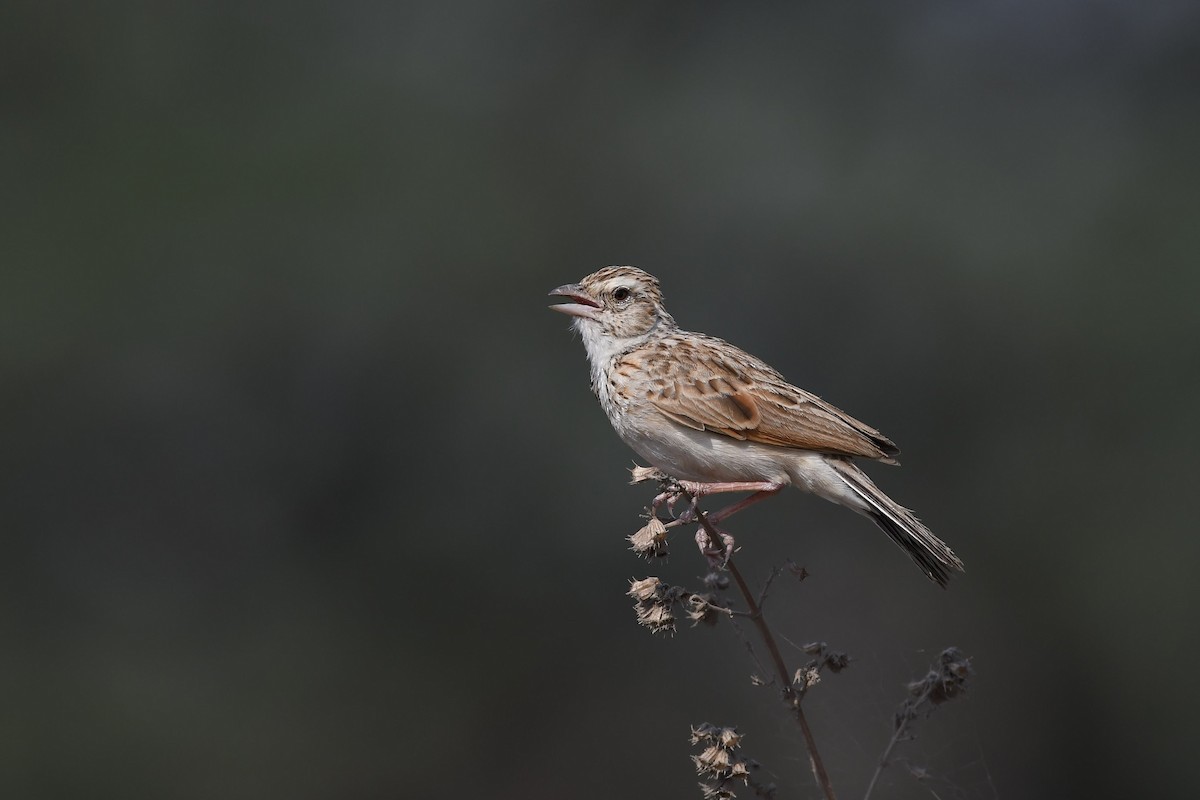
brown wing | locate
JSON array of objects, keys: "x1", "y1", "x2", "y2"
[{"x1": 629, "y1": 335, "x2": 900, "y2": 463}]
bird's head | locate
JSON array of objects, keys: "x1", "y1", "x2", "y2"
[{"x1": 548, "y1": 266, "x2": 674, "y2": 344}]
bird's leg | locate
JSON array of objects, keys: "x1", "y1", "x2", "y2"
[
  {"x1": 676, "y1": 481, "x2": 784, "y2": 523},
  {"x1": 708, "y1": 486, "x2": 783, "y2": 524},
  {"x1": 678, "y1": 480, "x2": 784, "y2": 497}
]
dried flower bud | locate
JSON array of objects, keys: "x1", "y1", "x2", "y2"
[
  {"x1": 627, "y1": 577, "x2": 664, "y2": 602},
  {"x1": 629, "y1": 517, "x2": 669, "y2": 559},
  {"x1": 786, "y1": 561, "x2": 808, "y2": 581},
  {"x1": 691, "y1": 724, "x2": 772, "y2": 799},
  {"x1": 798, "y1": 641, "x2": 850, "y2": 675},
  {"x1": 895, "y1": 647, "x2": 972, "y2": 733},
  {"x1": 698, "y1": 783, "x2": 735, "y2": 800},
  {"x1": 703, "y1": 571, "x2": 730, "y2": 590},
  {"x1": 716, "y1": 727, "x2": 741, "y2": 749},
  {"x1": 794, "y1": 666, "x2": 821, "y2": 690},
  {"x1": 824, "y1": 651, "x2": 850, "y2": 673},
  {"x1": 629, "y1": 465, "x2": 669, "y2": 484},
  {"x1": 928, "y1": 676, "x2": 967, "y2": 704},
  {"x1": 685, "y1": 593, "x2": 720, "y2": 626},
  {"x1": 907, "y1": 647, "x2": 971, "y2": 704},
  {"x1": 908, "y1": 764, "x2": 931, "y2": 780},
  {"x1": 634, "y1": 601, "x2": 675, "y2": 634},
  {"x1": 694, "y1": 745, "x2": 733, "y2": 775}
]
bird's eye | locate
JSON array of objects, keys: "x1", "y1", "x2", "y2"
[{"x1": 613, "y1": 287, "x2": 631, "y2": 303}]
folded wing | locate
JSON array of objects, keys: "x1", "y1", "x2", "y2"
[{"x1": 631, "y1": 336, "x2": 900, "y2": 463}]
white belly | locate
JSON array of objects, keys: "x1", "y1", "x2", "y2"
[
  {"x1": 612, "y1": 406, "x2": 869, "y2": 512},
  {"x1": 615, "y1": 407, "x2": 795, "y2": 484}
]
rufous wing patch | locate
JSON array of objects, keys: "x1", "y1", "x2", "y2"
[{"x1": 650, "y1": 376, "x2": 897, "y2": 461}]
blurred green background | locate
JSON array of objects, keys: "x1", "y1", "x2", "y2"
[{"x1": 4, "y1": 2, "x2": 1198, "y2": 798}]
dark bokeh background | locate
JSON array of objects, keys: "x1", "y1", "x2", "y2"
[{"x1": 4, "y1": 2, "x2": 1199, "y2": 798}]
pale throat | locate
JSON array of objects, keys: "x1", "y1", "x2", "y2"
[{"x1": 574, "y1": 317, "x2": 649, "y2": 420}]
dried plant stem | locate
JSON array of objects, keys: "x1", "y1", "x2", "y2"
[
  {"x1": 862, "y1": 647, "x2": 971, "y2": 800},
  {"x1": 863, "y1": 681, "x2": 936, "y2": 800},
  {"x1": 862, "y1": 721, "x2": 908, "y2": 800},
  {"x1": 683, "y1": 491, "x2": 838, "y2": 800}
]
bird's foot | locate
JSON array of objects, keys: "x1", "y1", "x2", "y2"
[
  {"x1": 647, "y1": 476, "x2": 785, "y2": 524},
  {"x1": 696, "y1": 527, "x2": 736, "y2": 570},
  {"x1": 651, "y1": 480, "x2": 687, "y2": 519}
]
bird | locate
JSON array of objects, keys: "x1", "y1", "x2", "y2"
[{"x1": 549, "y1": 265, "x2": 964, "y2": 586}]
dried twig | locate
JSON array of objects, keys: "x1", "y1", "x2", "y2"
[
  {"x1": 862, "y1": 647, "x2": 973, "y2": 800},
  {"x1": 680, "y1": 488, "x2": 839, "y2": 800},
  {"x1": 628, "y1": 468, "x2": 966, "y2": 800}
]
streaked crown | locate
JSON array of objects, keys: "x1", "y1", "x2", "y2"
[
  {"x1": 576, "y1": 265, "x2": 671, "y2": 338},
  {"x1": 579, "y1": 265, "x2": 662, "y2": 301}
]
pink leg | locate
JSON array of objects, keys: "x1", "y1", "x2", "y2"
[
  {"x1": 676, "y1": 481, "x2": 784, "y2": 524},
  {"x1": 678, "y1": 480, "x2": 784, "y2": 498},
  {"x1": 708, "y1": 487, "x2": 783, "y2": 524}
]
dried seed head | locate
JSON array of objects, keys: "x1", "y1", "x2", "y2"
[
  {"x1": 627, "y1": 576, "x2": 664, "y2": 602},
  {"x1": 897, "y1": 647, "x2": 972, "y2": 729},
  {"x1": 716, "y1": 727, "x2": 741, "y2": 749},
  {"x1": 634, "y1": 601, "x2": 675, "y2": 634},
  {"x1": 629, "y1": 464, "x2": 669, "y2": 484},
  {"x1": 942, "y1": 648, "x2": 971, "y2": 675},
  {"x1": 691, "y1": 724, "x2": 771, "y2": 799},
  {"x1": 786, "y1": 561, "x2": 808, "y2": 581},
  {"x1": 698, "y1": 783, "x2": 735, "y2": 800},
  {"x1": 825, "y1": 651, "x2": 850, "y2": 673},
  {"x1": 702, "y1": 571, "x2": 730, "y2": 591},
  {"x1": 694, "y1": 745, "x2": 733, "y2": 775},
  {"x1": 690, "y1": 723, "x2": 719, "y2": 744},
  {"x1": 794, "y1": 666, "x2": 821, "y2": 690},
  {"x1": 799, "y1": 641, "x2": 850, "y2": 675},
  {"x1": 906, "y1": 647, "x2": 972, "y2": 703},
  {"x1": 908, "y1": 764, "x2": 931, "y2": 781},
  {"x1": 629, "y1": 517, "x2": 669, "y2": 559},
  {"x1": 685, "y1": 593, "x2": 720, "y2": 626}
]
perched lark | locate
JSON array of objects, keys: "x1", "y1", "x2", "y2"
[{"x1": 549, "y1": 265, "x2": 964, "y2": 586}]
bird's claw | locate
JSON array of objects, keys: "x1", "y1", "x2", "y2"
[
  {"x1": 695, "y1": 528, "x2": 736, "y2": 570},
  {"x1": 651, "y1": 478, "x2": 688, "y2": 518}
]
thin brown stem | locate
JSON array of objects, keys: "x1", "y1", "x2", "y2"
[
  {"x1": 682, "y1": 490, "x2": 838, "y2": 800},
  {"x1": 863, "y1": 647, "x2": 971, "y2": 800},
  {"x1": 757, "y1": 565, "x2": 782, "y2": 609},
  {"x1": 862, "y1": 720, "x2": 908, "y2": 800}
]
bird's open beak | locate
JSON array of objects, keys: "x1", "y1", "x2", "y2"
[{"x1": 548, "y1": 284, "x2": 602, "y2": 321}]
